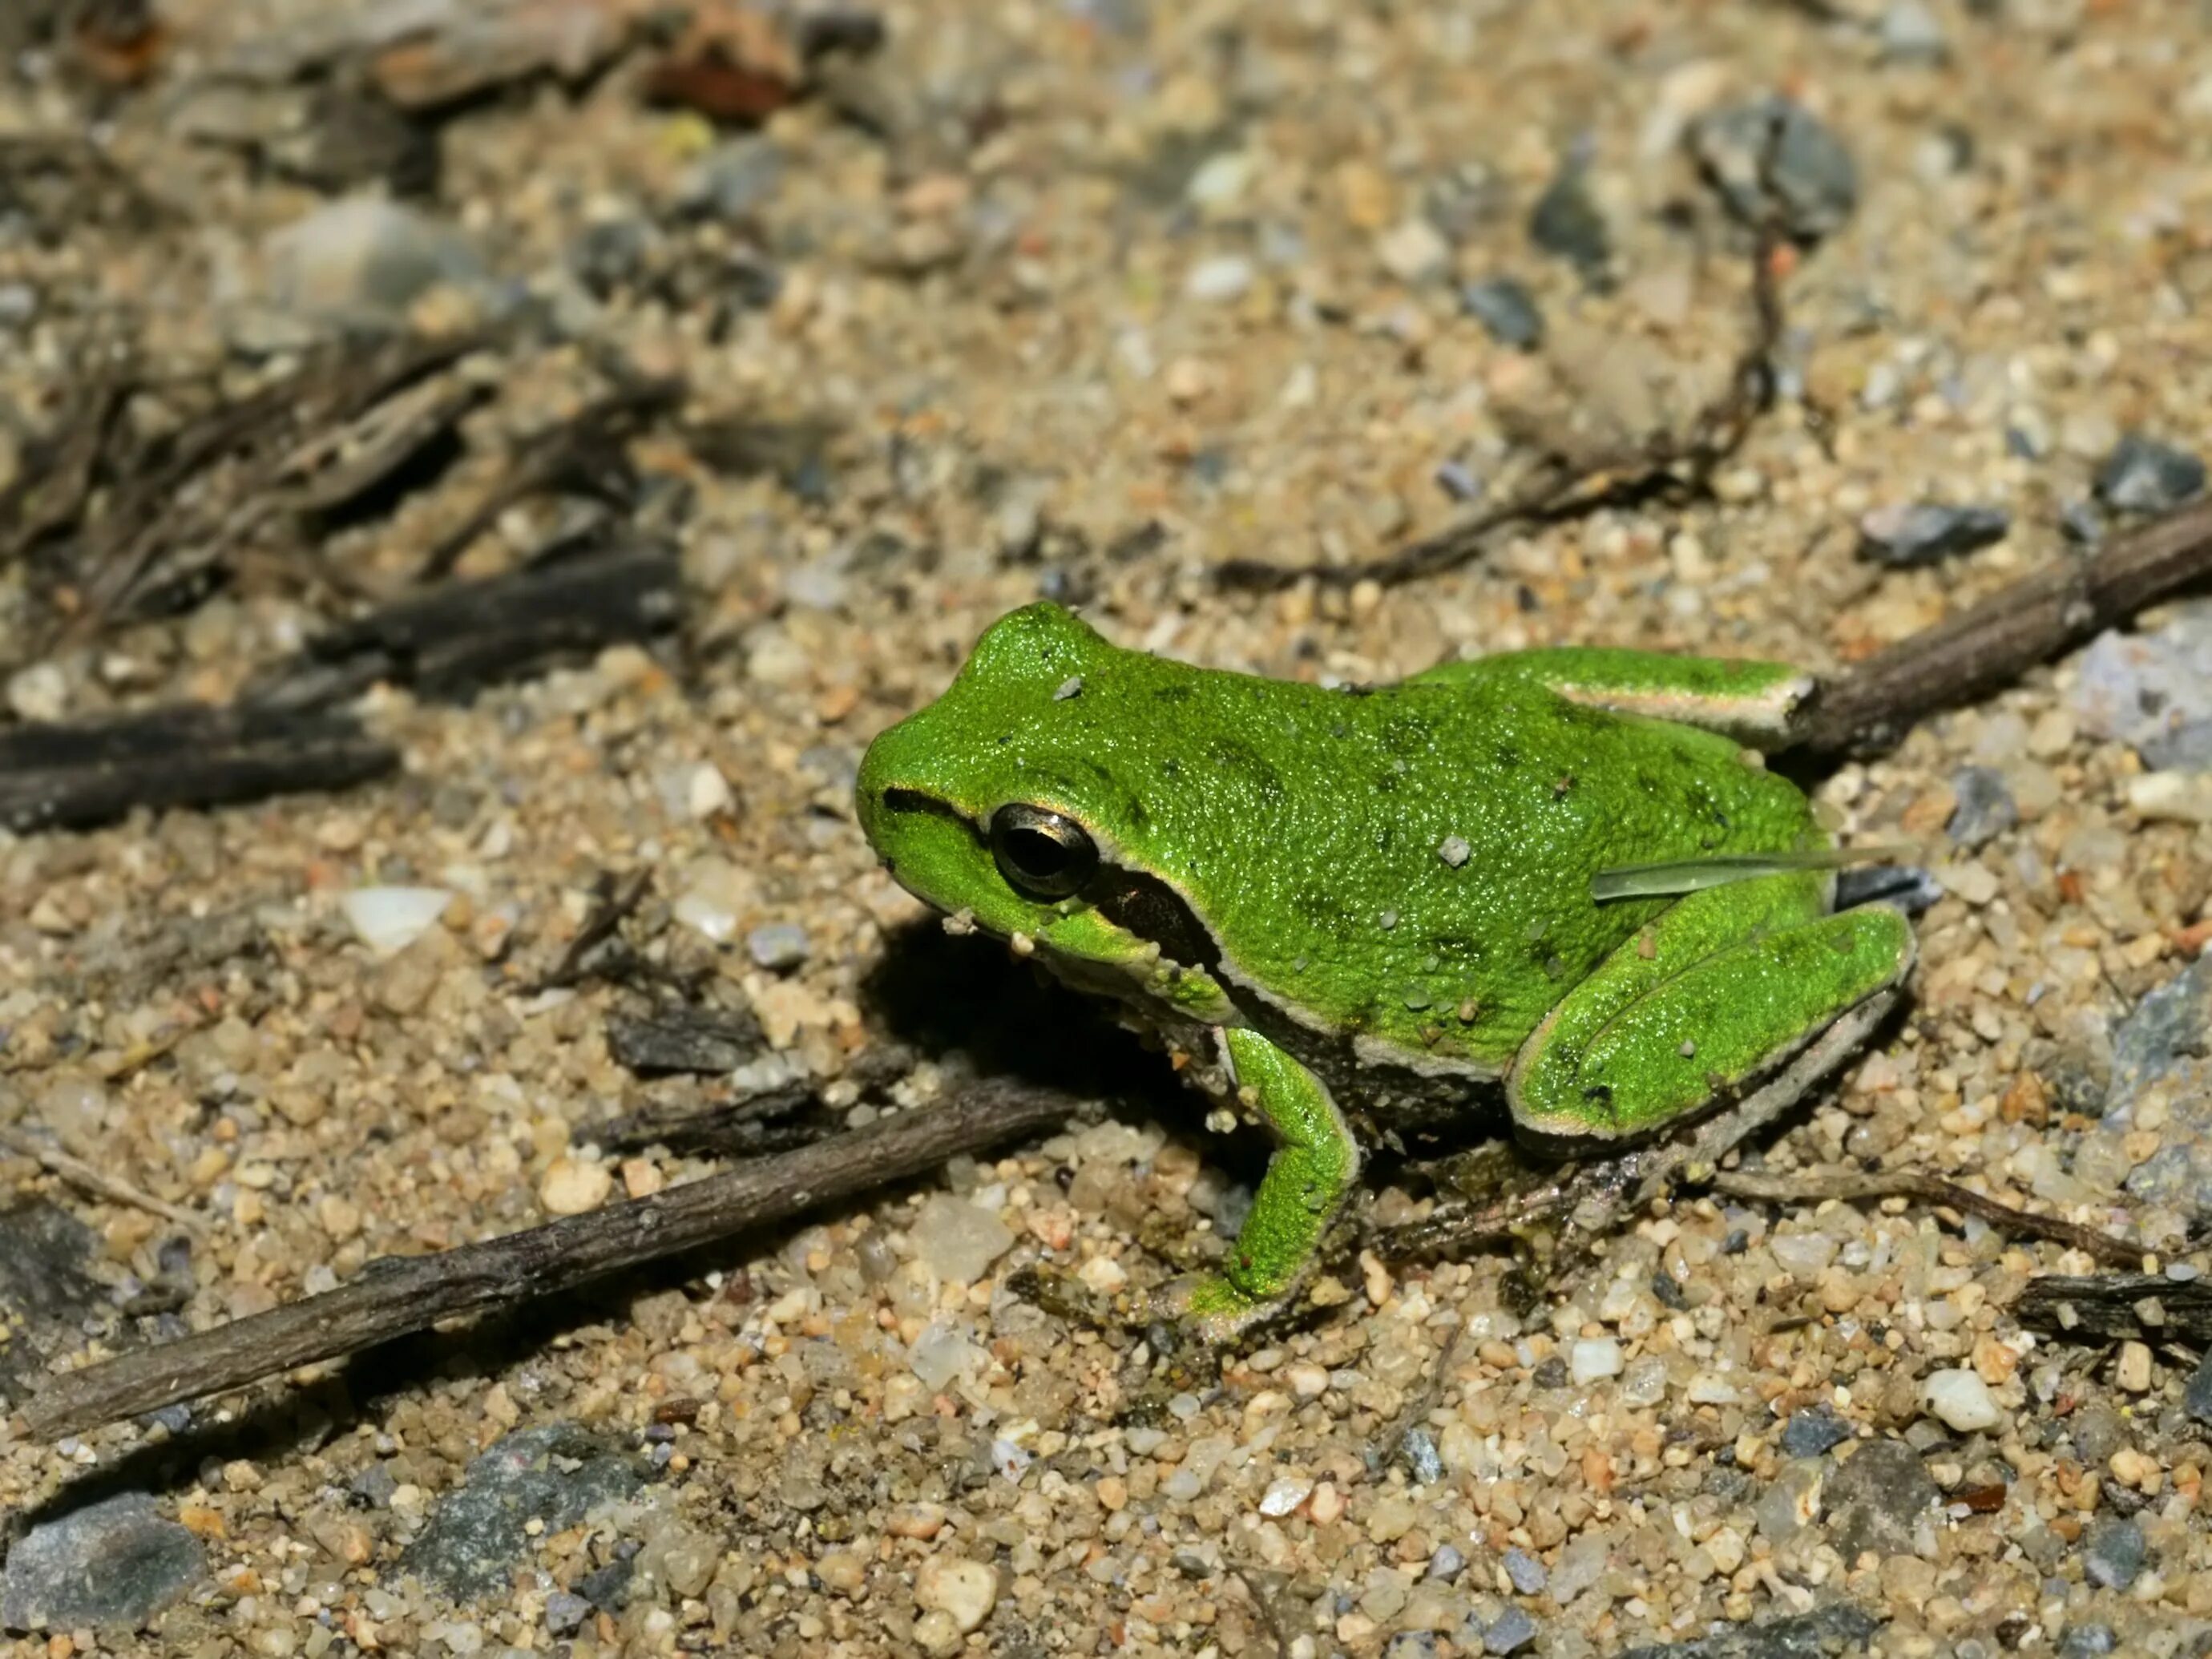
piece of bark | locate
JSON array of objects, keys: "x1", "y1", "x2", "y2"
[
  {"x1": 21, "y1": 1080, "x2": 1090, "y2": 1440},
  {"x1": 595, "y1": 1082, "x2": 826, "y2": 1159},
  {"x1": 247, "y1": 540, "x2": 683, "y2": 709},
  {"x1": 2015, "y1": 1274, "x2": 2212, "y2": 1346},
  {"x1": 0, "y1": 704, "x2": 396, "y2": 834}
]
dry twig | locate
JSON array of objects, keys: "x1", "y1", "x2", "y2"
[
  {"x1": 0, "y1": 1125, "x2": 204, "y2": 1234},
  {"x1": 1709, "y1": 1168, "x2": 2142, "y2": 1269},
  {"x1": 22, "y1": 1080, "x2": 1091, "y2": 1440}
]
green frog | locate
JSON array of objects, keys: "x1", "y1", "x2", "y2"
[{"x1": 855, "y1": 603, "x2": 1913, "y2": 1338}]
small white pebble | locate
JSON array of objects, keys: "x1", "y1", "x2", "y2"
[
  {"x1": 914, "y1": 1556, "x2": 999, "y2": 1634},
  {"x1": 1570, "y1": 1338, "x2": 1624, "y2": 1386},
  {"x1": 1259, "y1": 1475, "x2": 1314, "y2": 1517},
  {"x1": 1922, "y1": 1368, "x2": 2002, "y2": 1431},
  {"x1": 341, "y1": 887, "x2": 454, "y2": 956},
  {"x1": 1437, "y1": 834, "x2": 1471, "y2": 868}
]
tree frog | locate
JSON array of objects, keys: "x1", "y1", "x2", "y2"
[{"x1": 856, "y1": 603, "x2": 1914, "y2": 1339}]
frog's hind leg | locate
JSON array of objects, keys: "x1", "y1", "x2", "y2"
[
  {"x1": 1508, "y1": 874, "x2": 1915, "y2": 1144},
  {"x1": 1407, "y1": 648, "x2": 1815, "y2": 748}
]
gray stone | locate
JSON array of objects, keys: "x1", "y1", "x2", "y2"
[
  {"x1": 2069, "y1": 599, "x2": 2212, "y2": 770},
  {"x1": 544, "y1": 1590, "x2": 592, "y2": 1635},
  {"x1": 1461, "y1": 276, "x2": 1544, "y2": 349},
  {"x1": 2, "y1": 1492, "x2": 205, "y2": 1631},
  {"x1": 2090, "y1": 953, "x2": 2212, "y2": 1208},
  {"x1": 1856, "y1": 503, "x2": 2010, "y2": 567},
  {"x1": 1427, "y1": 1544, "x2": 1465, "y2": 1581},
  {"x1": 1690, "y1": 96, "x2": 1858, "y2": 243},
  {"x1": 745, "y1": 922, "x2": 811, "y2": 971},
  {"x1": 2097, "y1": 434, "x2": 2206, "y2": 515},
  {"x1": 2059, "y1": 1625, "x2": 2117, "y2": 1659},
  {"x1": 1778, "y1": 1406, "x2": 1853, "y2": 1459},
  {"x1": 1880, "y1": 2, "x2": 1948, "y2": 63},
  {"x1": 0, "y1": 1197, "x2": 109, "y2": 1398},
  {"x1": 262, "y1": 197, "x2": 487, "y2": 328},
  {"x1": 1947, "y1": 767, "x2": 2019, "y2": 849},
  {"x1": 398, "y1": 1423, "x2": 645, "y2": 1600},
  {"x1": 676, "y1": 139, "x2": 785, "y2": 223},
  {"x1": 1502, "y1": 1547, "x2": 1547, "y2": 1595},
  {"x1": 2082, "y1": 1516, "x2": 2145, "y2": 1591},
  {"x1": 1617, "y1": 1604, "x2": 1883, "y2": 1659},
  {"x1": 2186, "y1": 1350, "x2": 2212, "y2": 1425},
  {"x1": 1754, "y1": 1459, "x2": 1823, "y2": 1544},
  {"x1": 1529, "y1": 150, "x2": 1610, "y2": 284},
  {"x1": 909, "y1": 1193, "x2": 1015, "y2": 1285},
  {"x1": 1485, "y1": 1605, "x2": 1540, "y2": 1654},
  {"x1": 1822, "y1": 1439, "x2": 1937, "y2": 1560},
  {"x1": 1400, "y1": 1425, "x2": 1443, "y2": 1485}
]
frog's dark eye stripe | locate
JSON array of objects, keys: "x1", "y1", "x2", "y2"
[{"x1": 990, "y1": 804, "x2": 1098, "y2": 899}]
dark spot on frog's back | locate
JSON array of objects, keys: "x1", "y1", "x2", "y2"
[
  {"x1": 1492, "y1": 743, "x2": 1522, "y2": 771},
  {"x1": 1207, "y1": 737, "x2": 1283, "y2": 801},
  {"x1": 1155, "y1": 684, "x2": 1195, "y2": 704}
]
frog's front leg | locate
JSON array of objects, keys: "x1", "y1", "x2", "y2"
[
  {"x1": 1152, "y1": 1027, "x2": 1361, "y2": 1345},
  {"x1": 1508, "y1": 874, "x2": 1915, "y2": 1144}
]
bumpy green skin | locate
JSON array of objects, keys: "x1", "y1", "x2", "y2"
[{"x1": 856, "y1": 604, "x2": 1914, "y2": 1338}]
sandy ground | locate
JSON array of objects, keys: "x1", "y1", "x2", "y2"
[{"x1": 5, "y1": 1, "x2": 2212, "y2": 1655}]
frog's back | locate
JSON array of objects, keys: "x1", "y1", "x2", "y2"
[{"x1": 1081, "y1": 646, "x2": 1823, "y2": 1076}]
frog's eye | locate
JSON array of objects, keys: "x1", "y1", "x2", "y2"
[{"x1": 990, "y1": 804, "x2": 1098, "y2": 900}]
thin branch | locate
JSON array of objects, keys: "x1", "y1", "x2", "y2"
[
  {"x1": 22, "y1": 1080, "x2": 1090, "y2": 1441},
  {"x1": 0, "y1": 1125, "x2": 205, "y2": 1234},
  {"x1": 1796, "y1": 494, "x2": 2212, "y2": 756},
  {"x1": 1709, "y1": 1168, "x2": 2142, "y2": 1269}
]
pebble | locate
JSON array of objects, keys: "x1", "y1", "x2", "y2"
[
  {"x1": 914, "y1": 1556, "x2": 999, "y2": 1634},
  {"x1": 262, "y1": 197, "x2": 488, "y2": 325},
  {"x1": 1, "y1": 1492, "x2": 205, "y2": 1630},
  {"x1": 2093, "y1": 951, "x2": 2212, "y2": 1207},
  {"x1": 1528, "y1": 150, "x2": 1610, "y2": 282},
  {"x1": 1460, "y1": 276, "x2": 1544, "y2": 349},
  {"x1": 1922, "y1": 1369, "x2": 2001, "y2": 1432},
  {"x1": 539, "y1": 1156, "x2": 614, "y2": 1216},
  {"x1": 6, "y1": 660, "x2": 67, "y2": 722},
  {"x1": 908, "y1": 1321, "x2": 988, "y2": 1391},
  {"x1": 1484, "y1": 1605, "x2": 1540, "y2": 1654},
  {"x1": 2185, "y1": 1350, "x2": 2212, "y2": 1424},
  {"x1": 1856, "y1": 503, "x2": 2010, "y2": 567},
  {"x1": 1754, "y1": 1461, "x2": 1823, "y2": 1545},
  {"x1": 543, "y1": 1590, "x2": 591, "y2": 1635},
  {"x1": 1437, "y1": 834, "x2": 1472, "y2": 868},
  {"x1": 1691, "y1": 95, "x2": 1858, "y2": 242},
  {"x1": 2082, "y1": 1516, "x2": 2146, "y2": 1591},
  {"x1": 746, "y1": 922, "x2": 811, "y2": 971},
  {"x1": 1502, "y1": 1547, "x2": 1547, "y2": 1595},
  {"x1": 1185, "y1": 255, "x2": 1254, "y2": 303},
  {"x1": 2095, "y1": 433, "x2": 2206, "y2": 515},
  {"x1": 398, "y1": 1425, "x2": 642, "y2": 1599},
  {"x1": 1378, "y1": 218, "x2": 1451, "y2": 285},
  {"x1": 1824, "y1": 1439, "x2": 1938, "y2": 1560},
  {"x1": 2061, "y1": 1626, "x2": 2118, "y2": 1659},
  {"x1": 1427, "y1": 1543, "x2": 1465, "y2": 1582},
  {"x1": 1946, "y1": 766, "x2": 2019, "y2": 848},
  {"x1": 1880, "y1": 1, "x2": 1948, "y2": 63},
  {"x1": 2069, "y1": 600, "x2": 2212, "y2": 769},
  {"x1": 908, "y1": 1193, "x2": 1015, "y2": 1284},
  {"x1": 1259, "y1": 1475, "x2": 1314, "y2": 1516},
  {"x1": 675, "y1": 138, "x2": 784, "y2": 222},
  {"x1": 1568, "y1": 1336, "x2": 1623, "y2": 1385},
  {"x1": 1779, "y1": 1406, "x2": 1854, "y2": 1459},
  {"x1": 340, "y1": 886, "x2": 454, "y2": 956}
]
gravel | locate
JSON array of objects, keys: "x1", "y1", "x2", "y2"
[
  {"x1": 1, "y1": 1493, "x2": 205, "y2": 1632},
  {"x1": 5, "y1": 6, "x2": 2212, "y2": 1655}
]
